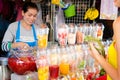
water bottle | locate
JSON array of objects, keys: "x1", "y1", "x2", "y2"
[{"x1": 0, "y1": 57, "x2": 11, "y2": 80}]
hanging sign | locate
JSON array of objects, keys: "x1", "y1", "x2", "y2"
[{"x1": 100, "y1": 0, "x2": 118, "y2": 20}]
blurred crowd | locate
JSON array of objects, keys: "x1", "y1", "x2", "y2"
[{"x1": 0, "y1": 0, "x2": 30, "y2": 56}]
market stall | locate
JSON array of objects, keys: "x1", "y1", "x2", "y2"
[
  {"x1": 7, "y1": 23, "x2": 112, "y2": 80},
  {"x1": 0, "y1": 0, "x2": 115, "y2": 80}
]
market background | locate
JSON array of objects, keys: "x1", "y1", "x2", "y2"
[{"x1": 0, "y1": 0, "x2": 117, "y2": 57}]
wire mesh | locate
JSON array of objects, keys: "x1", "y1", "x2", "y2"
[
  {"x1": 40, "y1": 0, "x2": 91, "y2": 23},
  {"x1": 65, "y1": 0, "x2": 90, "y2": 24}
]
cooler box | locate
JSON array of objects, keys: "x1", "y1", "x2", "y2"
[{"x1": 11, "y1": 72, "x2": 38, "y2": 80}]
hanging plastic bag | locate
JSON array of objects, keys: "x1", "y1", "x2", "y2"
[
  {"x1": 34, "y1": 5, "x2": 43, "y2": 27},
  {"x1": 61, "y1": 0, "x2": 76, "y2": 18},
  {"x1": 55, "y1": 6, "x2": 65, "y2": 41},
  {"x1": 64, "y1": 4, "x2": 76, "y2": 18}
]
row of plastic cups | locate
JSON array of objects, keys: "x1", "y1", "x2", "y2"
[
  {"x1": 57, "y1": 23, "x2": 104, "y2": 47},
  {"x1": 35, "y1": 45, "x2": 79, "y2": 80},
  {"x1": 36, "y1": 23, "x2": 104, "y2": 49},
  {"x1": 35, "y1": 44, "x2": 100, "y2": 80}
]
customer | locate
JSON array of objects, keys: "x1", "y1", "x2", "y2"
[
  {"x1": 0, "y1": 0, "x2": 15, "y2": 57},
  {"x1": 89, "y1": 0, "x2": 120, "y2": 80},
  {"x1": 1, "y1": 2, "x2": 39, "y2": 53}
]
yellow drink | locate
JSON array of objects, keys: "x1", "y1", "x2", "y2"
[
  {"x1": 38, "y1": 66, "x2": 49, "y2": 80},
  {"x1": 37, "y1": 34, "x2": 48, "y2": 49}
]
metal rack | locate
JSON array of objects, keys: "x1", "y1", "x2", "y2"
[
  {"x1": 65, "y1": 0, "x2": 90, "y2": 23},
  {"x1": 40, "y1": 0, "x2": 91, "y2": 24}
]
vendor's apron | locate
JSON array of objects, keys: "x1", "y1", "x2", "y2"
[
  {"x1": 107, "y1": 41, "x2": 117, "y2": 80},
  {"x1": 15, "y1": 21, "x2": 37, "y2": 47}
]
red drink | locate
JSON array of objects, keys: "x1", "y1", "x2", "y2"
[
  {"x1": 8, "y1": 57, "x2": 37, "y2": 75},
  {"x1": 49, "y1": 65, "x2": 59, "y2": 79}
]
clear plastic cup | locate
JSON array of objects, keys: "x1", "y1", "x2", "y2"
[
  {"x1": 57, "y1": 24, "x2": 68, "y2": 47},
  {"x1": 76, "y1": 23, "x2": 84, "y2": 44},
  {"x1": 96, "y1": 23, "x2": 104, "y2": 40},
  {"x1": 37, "y1": 27, "x2": 49, "y2": 49},
  {"x1": 36, "y1": 49, "x2": 49, "y2": 80},
  {"x1": 67, "y1": 27, "x2": 77, "y2": 45},
  {"x1": 48, "y1": 48, "x2": 59, "y2": 79},
  {"x1": 59, "y1": 47, "x2": 70, "y2": 75}
]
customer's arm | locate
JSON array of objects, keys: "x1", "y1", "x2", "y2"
[
  {"x1": 89, "y1": 43, "x2": 119, "y2": 80},
  {"x1": 112, "y1": 16, "x2": 120, "y2": 80}
]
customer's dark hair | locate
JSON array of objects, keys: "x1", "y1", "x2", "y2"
[{"x1": 22, "y1": 2, "x2": 38, "y2": 13}]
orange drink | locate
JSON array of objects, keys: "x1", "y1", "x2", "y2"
[{"x1": 59, "y1": 62, "x2": 70, "y2": 75}]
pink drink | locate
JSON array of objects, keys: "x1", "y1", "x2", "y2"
[{"x1": 58, "y1": 28, "x2": 67, "y2": 46}]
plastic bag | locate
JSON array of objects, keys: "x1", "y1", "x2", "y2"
[
  {"x1": 55, "y1": 6, "x2": 65, "y2": 41},
  {"x1": 34, "y1": 5, "x2": 43, "y2": 27}
]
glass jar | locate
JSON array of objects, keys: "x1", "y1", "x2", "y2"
[
  {"x1": 8, "y1": 48, "x2": 37, "y2": 75},
  {"x1": 0, "y1": 57, "x2": 11, "y2": 80}
]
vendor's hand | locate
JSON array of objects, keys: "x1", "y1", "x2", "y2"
[{"x1": 11, "y1": 42, "x2": 29, "y2": 49}]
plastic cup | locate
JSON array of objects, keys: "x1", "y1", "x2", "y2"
[
  {"x1": 37, "y1": 28, "x2": 49, "y2": 49},
  {"x1": 57, "y1": 24, "x2": 68, "y2": 47},
  {"x1": 67, "y1": 27, "x2": 76, "y2": 45},
  {"x1": 48, "y1": 48, "x2": 59, "y2": 79},
  {"x1": 36, "y1": 50, "x2": 49, "y2": 80},
  {"x1": 59, "y1": 47, "x2": 70, "y2": 75}
]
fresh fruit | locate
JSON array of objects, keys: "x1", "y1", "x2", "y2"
[
  {"x1": 84, "y1": 7, "x2": 99, "y2": 20},
  {"x1": 84, "y1": 36, "x2": 105, "y2": 58},
  {"x1": 78, "y1": 60, "x2": 86, "y2": 69},
  {"x1": 89, "y1": 8, "x2": 99, "y2": 20},
  {"x1": 99, "y1": 68, "x2": 106, "y2": 76},
  {"x1": 51, "y1": 0, "x2": 60, "y2": 5},
  {"x1": 84, "y1": 8, "x2": 92, "y2": 20}
]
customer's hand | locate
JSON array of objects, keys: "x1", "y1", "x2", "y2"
[{"x1": 89, "y1": 42, "x2": 101, "y2": 62}]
